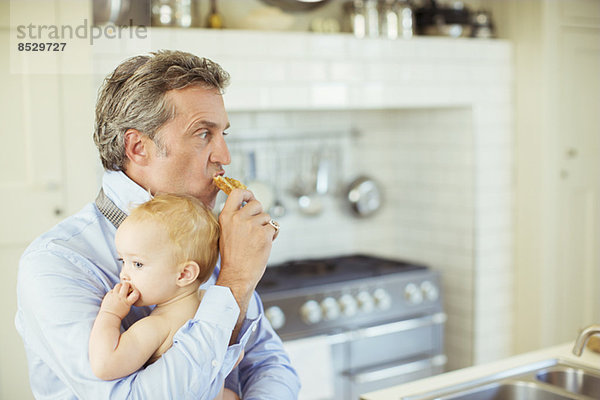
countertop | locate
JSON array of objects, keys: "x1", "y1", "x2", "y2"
[{"x1": 360, "y1": 342, "x2": 600, "y2": 400}]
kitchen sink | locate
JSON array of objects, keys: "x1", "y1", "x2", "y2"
[
  {"x1": 437, "y1": 381, "x2": 575, "y2": 400},
  {"x1": 405, "y1": 359, "x2": 600, "y2": 400},
  {"x1": 536, "y1": 366, "x2": 600, "y2": 398}
]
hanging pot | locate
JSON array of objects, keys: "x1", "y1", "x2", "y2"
[{"x1": 345, "y1": 176, "x2": 382, "y2": 217}]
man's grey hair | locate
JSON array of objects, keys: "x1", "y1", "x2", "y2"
[{"x1": 93, "y1": 50, "x2": 230, "y2": 171}]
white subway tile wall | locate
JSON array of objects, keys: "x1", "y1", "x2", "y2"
[{"x1": 93, "y1": 30, "x2": 514, "y2": 371}]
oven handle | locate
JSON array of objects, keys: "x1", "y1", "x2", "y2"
[
  {"x1": 328, "y1": 312, "x2": 447, "y2": 345},
  {"x1": 345, "y1": 354, "x2": 448, "y2": 384}
]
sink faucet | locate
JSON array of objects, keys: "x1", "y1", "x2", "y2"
[{"x1": 572, "y1": 324, "x2": 600, "y2": 356}]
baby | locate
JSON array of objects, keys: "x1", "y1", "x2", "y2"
[{"x1": 89, "y1": 193, "x2": 240, "y2": 400}]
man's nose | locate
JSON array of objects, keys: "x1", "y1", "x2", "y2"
[{"x1": 210, "y1": 134, "x2": 231, "y2": 165}]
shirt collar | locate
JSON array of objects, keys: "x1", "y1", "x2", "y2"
[{"x1": 102, "y1": 170, "x2": 152, "y2": 215}]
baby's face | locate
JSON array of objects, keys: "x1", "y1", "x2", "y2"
[{"x1": 115, "y1": 218, "x2": 180, "y2": 307}]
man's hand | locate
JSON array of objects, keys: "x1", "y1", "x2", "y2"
[
  {"x1": 216, "y1": 188, "x2": 276, "y2": 327},
  {"x1": 100, "y1": 282, "x2": 140, "y2": 320}
]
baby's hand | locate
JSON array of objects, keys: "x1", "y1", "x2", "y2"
[{"x1": 99, "y1": 282, "x2": 140, "y2": 319}]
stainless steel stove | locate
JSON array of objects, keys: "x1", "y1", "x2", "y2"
[{"x1": 257, "y1": 254, "x2": 446, "y2": 400}]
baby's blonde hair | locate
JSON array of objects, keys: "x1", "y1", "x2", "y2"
[{"x1": 127, "y1": 193, "x2": 220, "y2": 283}]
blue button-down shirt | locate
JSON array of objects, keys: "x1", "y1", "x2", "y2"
[{"x1": 15, "y1": 171, "x2": 300, "y2": 400}]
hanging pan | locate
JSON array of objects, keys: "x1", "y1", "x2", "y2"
[{"x1": 345, "y1": 176, "x2": 383, "y2": 217}]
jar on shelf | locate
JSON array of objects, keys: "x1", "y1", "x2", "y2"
[
  {"x1": 364, "y1": 0, "x2": 380, "y2": 38},
  {"x1": 379, "y1": 0, "x2": 399, "y2": 39},
  {"x1": 151, "y1": 0, "x2": 193, "y2": 27},
  {"x1": 396, "y1": 0, "x2": 415, "y2": 38},
  {"x1": 344, "y1": 0, "x2": 367, "y2": 38}
]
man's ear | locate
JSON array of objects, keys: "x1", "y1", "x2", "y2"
[
  {"x1": 124, "y1": 129, "x2": 150, "y2": 166},
  {"x1": 176, "y1": 261, "x2": 200, "y2": 287}
]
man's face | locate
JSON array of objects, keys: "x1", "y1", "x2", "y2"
[{"x1": 143, "y1": 85, "x2": 231, "y2": 208}]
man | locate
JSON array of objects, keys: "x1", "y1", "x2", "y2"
[{"x1": 15, "y1": 50, "x2": 300, "y2": 399}]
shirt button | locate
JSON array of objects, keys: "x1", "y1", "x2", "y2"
[
  {"x1": 212, "y1": 360, "x2": 217, "y2": 368},
  {"x1": 252, "y1": 325, "x2": 257, "y2": 332}
]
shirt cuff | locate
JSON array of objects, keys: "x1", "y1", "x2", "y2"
[{"x1": 194, "y1": 285, "x2": 240, "y2": 333}]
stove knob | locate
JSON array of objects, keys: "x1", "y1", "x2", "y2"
[
  {"x1": 265, "y1": 306, "x2": 286, "y2": 330},
  {"x1": 373, "y1": 288, "x2": 392, "y2": 310},
  {"x1": 338, "y1": 294, "x2": 358, "y2": 317},
  {"x1": 405, "y1": 283, "x2": 424, "y2": 305},
  {"x1": 420, "y1": 280, "x2": 439, "y2": 302},
  {"x1": 356, "y1": 291, "x2": 375, "y2": 313},
  {"x1": 300, "y1": 300, "x2": 322, "y2": 324},
  {"x1": 320, "y1": 297, "x2": 340, "y2": 321}
]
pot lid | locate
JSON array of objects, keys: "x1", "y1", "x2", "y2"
[{"x1": 259, "y1": 0, "x2": 331, "y2": 12}]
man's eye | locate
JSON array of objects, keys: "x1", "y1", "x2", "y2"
[
  {"x1": 133, "y1": 261, "x2": 143, "y2": 269},
  {"x1": 117, "y1": 258, "x2": 124, "y2": 265},
  {"x1": 196, "y1": 130, "x2": 209, "y2": 139}
]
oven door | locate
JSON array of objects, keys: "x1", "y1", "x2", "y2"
[
  {"x1": 343, "y1": 354, "x2": 447, "y2": 400},
  {"x1": 330, "y1": 312, "x2": 447, "y2": 400}
]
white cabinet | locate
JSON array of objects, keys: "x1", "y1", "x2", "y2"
[
  {"x1": 1, "y1": 1, "x2": 98, "y2": 244},
  {"x1": 483, "y1": 0, "x2": 600, "y2": 352},
  {"x1": 0, "y1": 2, "x2": 97, "y2": 399},
  {"x1": 0, "y1": 31, "x2": 64, "y2": 244},
  {"x1": 0, "y1": 19, "x2": 61, "y2": 400},
  {"x1": 553, "y1": 25, "x2": 600, "y2": 343}
]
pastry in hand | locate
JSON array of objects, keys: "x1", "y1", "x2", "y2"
[{"x1": 213, "y1": 176, "x2": 247, "y2": 195}]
